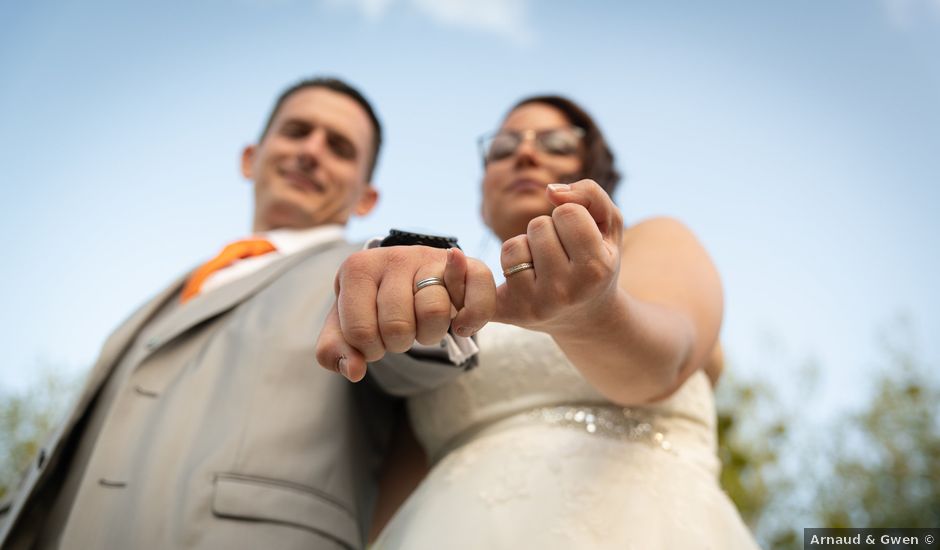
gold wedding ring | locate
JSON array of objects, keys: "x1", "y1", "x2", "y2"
[
  {"x1": 503, "y1": 262, "x2": 534, "y2": 277},
  {"x1": 414, "y1": 276, "x2": 445, "y2": 294}
]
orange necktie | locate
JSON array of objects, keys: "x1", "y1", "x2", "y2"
[{"x1": 180, "y1": 238, "x2": 277, "y2": 303}]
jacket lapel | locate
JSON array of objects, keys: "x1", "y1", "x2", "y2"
[
  {"x1": 65, "y1": 271, "x2": 189, "y2": 430},
  {"x1": 137, "y1": 238, "x2": 346, "y2": 364}
]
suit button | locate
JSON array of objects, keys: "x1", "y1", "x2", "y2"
[
  {"x1": 134, "y1": 385, "x2": 159, "y2": 398},
  {"x1": 99, "y1": 478, "x2": 127, "y2": 488}
]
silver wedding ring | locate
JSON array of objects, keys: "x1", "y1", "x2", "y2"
[
  {"x1": 414, "y1": 276, "x2": 445, "y2": 293},
  {"x1": 503, "y1": 262, "x2": 535, "y2": 277}
]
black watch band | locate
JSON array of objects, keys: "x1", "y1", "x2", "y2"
[{"x1": 379, "y1": 229, "x2": 460, "y2": 250}]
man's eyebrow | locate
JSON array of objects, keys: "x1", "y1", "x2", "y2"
[
  {"x1": 279, "y1": 117, "x2": 312, "y2": 129},
  {"x1": 324, "y1": 126, "x2": 358, "y2": 150},
  {"x1": 276, "y1": 117, "x2": 360, "y2": 154},
  {"x1": 279, "y1": 118, "x2": 352, "y2": 140},
  {"x1": 327, "y1": 126, "x2": 354, "y2": 142}
]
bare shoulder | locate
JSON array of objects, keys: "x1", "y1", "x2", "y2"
[
  {"x1": 622, "y1": 216, "x2": 701, "y2": 249},
  {"x1": 616, "y1": 216, "x2": 722, "y2": 311},
  {"x1": 620, "y1": 216, "x2": 714, "y2": 268}
]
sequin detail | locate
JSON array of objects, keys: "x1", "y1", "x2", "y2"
[{"x1": 527, "y1": 405, "x2": 674, "y2": 452}]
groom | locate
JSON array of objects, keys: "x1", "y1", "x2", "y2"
[{"x1": 0, "y1": 77, "x2": 493, "y2": 550}]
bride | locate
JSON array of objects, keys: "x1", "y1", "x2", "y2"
[{"x1": 372, "y1": 95, "x2": 759, "y2": 549}]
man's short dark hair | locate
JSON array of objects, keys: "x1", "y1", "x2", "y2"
[{"x1": 259, "y1": 77, "x2": 383, "y2": 182}]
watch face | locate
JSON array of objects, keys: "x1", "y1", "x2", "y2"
[{"x1": 381, "y1": 229, "x2": 460, "y2": 249}]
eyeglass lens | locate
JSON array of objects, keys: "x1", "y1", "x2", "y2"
[{"x1": 486, "y1": 128, "x2": 580, "y2": 162}]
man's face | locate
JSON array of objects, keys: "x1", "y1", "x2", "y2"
[{"x1": 243, "y1": 87, "x2": 378, "y2": 232}]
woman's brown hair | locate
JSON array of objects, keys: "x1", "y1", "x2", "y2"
[{"x1": 510, "y1": 95, "x2": 622, "y2": 197}]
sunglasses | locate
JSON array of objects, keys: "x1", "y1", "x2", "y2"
[{"x1": 478, "y1": 127, "x2": 585, "y2": 164}]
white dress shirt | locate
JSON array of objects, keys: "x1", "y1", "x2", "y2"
[{"x1": 199, "y1": 224, "x2": 345, "y2": 296}]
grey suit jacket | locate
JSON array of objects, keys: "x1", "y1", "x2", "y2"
[{"x1": 0, "y1": 238, "x2": 462, "y2": 549}]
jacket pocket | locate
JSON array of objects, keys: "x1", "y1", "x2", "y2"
[{"x1": 211, "y1": 473, "x2": 361, "y2": 549}]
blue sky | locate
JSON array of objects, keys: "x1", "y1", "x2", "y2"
[{"x1": 1, "y1": 0, "x2": 938, "y2": 417}]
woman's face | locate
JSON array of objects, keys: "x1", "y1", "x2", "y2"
[{"x1": 481, "y1": 103, "x2": 584, "y2": 242}]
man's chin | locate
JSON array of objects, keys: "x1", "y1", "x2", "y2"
[{"x1": 256, "y1": 202, "x2": 319, "y2": 232}]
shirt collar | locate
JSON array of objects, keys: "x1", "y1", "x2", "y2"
[{"x1": 260, "y1": 224, "x2": 346, "y2": 256}]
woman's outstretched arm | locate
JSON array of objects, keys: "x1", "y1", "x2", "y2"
[{"x1": 494, "y1": 180, "x2": 723, "y2": 405}]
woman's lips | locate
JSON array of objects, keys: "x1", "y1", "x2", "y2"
[{"x1": 507, "y1": 178, "x2": 546, "y2": 193}]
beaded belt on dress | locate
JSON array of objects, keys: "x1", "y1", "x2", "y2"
[
  {"x1": 527, "y1": 405, "x2": 673, "y2": 451},
  {"x1": 430, "y1": 403, "x2": 675, "y2": 464}
]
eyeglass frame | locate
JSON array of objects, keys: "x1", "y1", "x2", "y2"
[{"x1": 477, "y1": 126, "x2": 586, "y2": 165}]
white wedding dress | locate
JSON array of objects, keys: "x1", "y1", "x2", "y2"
[{"x1": 374, "y1": 323, "x2": 760, "y2": 549}]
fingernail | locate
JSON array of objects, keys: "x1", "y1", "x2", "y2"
[
  {"x1": 547, "y1": 183, "x2": 570, "y2": 192},
  {"x1": 337, "y1": 355, "x2": 349, "y2": 379}
]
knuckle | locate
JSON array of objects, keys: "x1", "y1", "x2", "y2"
[
  {"x1": 384, "y1": 248, "x2": 412, "y2": 268},
  {"x1": 337, "y1": 256, "x2": 380, "y2": 289},
  {"x1": 414, "y1": 333, "x2": 441, "y2": 346},
  {"x1": 419, "y1": 245, "x2": 445, "y2": 259},
  {"x1": 342, "y1": 251, "x2": 371, "y2": 272},
  {"x1": 420, "y1": 300, "x2": 452, "y2": 321},
  {"x1": 552, "y1": 202, "x2": 585, "y2": 221},
  {"x1": 345, "y1": 323, "x2": 382, "y2": 350},
  {"x1": 501, "y1": 235, "x2": 529, "y2": 258},
  {"x1": 379, "y1": 318, "x2": 415, "y2": 342},
  {"x1": 467, "y1": 261, "x2": 496, "y2": 285},
  {"x1": 526, "y1": 215, "x2": 553, "y2": 235},
  {"x1": 416, "y1": 325, "x2": 448, "y2": 346}
]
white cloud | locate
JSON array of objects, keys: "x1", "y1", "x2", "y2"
[
  {"x1": 328, "y1": 0, "x2": 534, "y2": 44},
  {"x1": 410, "y1": 0, "x2": 533, "y2": 44},
  {"x1": 881, "y1": 0, "x2": 940, "y2": 28}
]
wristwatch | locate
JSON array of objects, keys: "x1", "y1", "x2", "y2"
[{"x1": 379, "y1": 229, "x2": 460, "y2": 250}]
